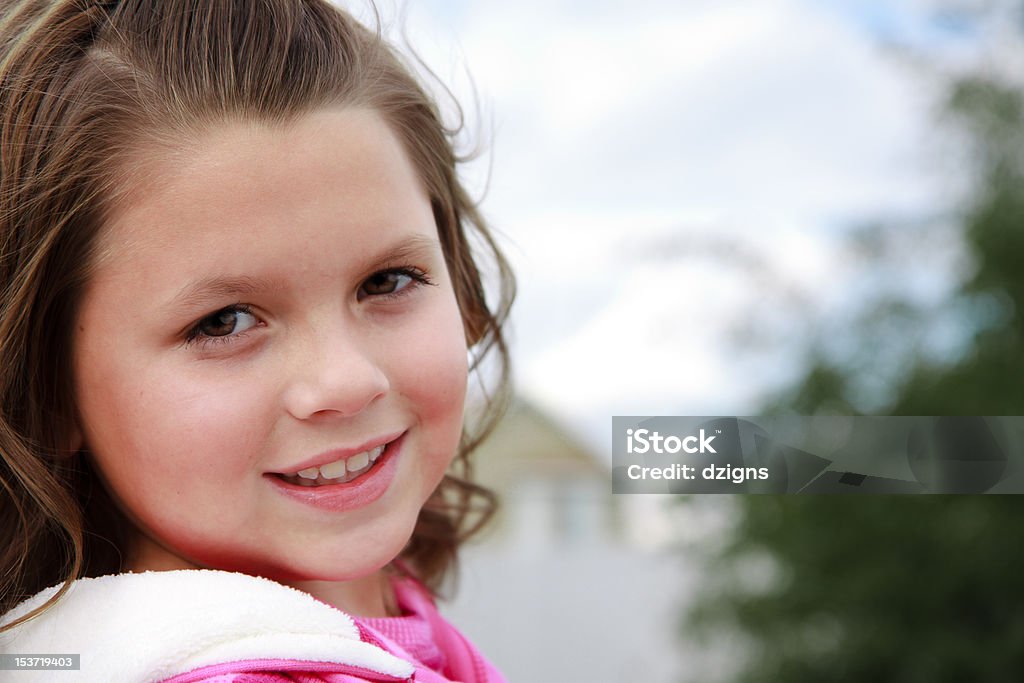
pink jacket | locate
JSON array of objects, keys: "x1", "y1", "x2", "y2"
[{"x1": 0, "y1": 570, "x2": 505, "y2": 683}]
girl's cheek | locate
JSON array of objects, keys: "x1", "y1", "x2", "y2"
[
  {"x1": 400, "y1": 303, "x2": 470, "y2": 410},
  {"x1": 117, "y1": 364, "x2": 273, "y2": 472}
]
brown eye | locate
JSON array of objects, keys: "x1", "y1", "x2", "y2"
[
  {"x1": 362, "y1": 271, "x2": 412, "y2": 297},
  {"x1": 188, "y1": 305, "x2": 258, "y2": 343},
  {"x1": 356, "y1": 267, "x2": 433, "y2": 302},
  {"x1": 201, "y1": 310, "x2": 241, "y2": 336}
]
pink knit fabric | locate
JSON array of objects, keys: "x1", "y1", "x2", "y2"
[
  {"x1": 362, "y1": 576, "x2": 505, "y2": 683},
  {"x1": 358, "y1": 612, "x2": 446, "y2": 673}
]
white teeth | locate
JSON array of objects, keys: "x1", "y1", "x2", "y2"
[
  {"x1": 319, "y1": 458, "x2": 347, "y2": 479},
  {"x1": 297, "y1": 467, "x2": 320, "y2": 480},
  {"x1": 284, "y1": 442, "x2": 389, "y2": 486},
  {"x1": 347, "y1": 451, "x2": 369, "y2": 472}
]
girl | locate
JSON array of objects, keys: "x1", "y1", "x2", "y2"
[{"x1": 0, "y1": 1, "x2": 513, "y2": 682}]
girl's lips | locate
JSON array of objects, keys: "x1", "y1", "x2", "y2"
[{"x1": 266, "y1": 432, "x2": 405, "y2": 512}]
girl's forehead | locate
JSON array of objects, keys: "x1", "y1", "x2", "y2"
[{"x1": 93, "y1": 107, "x2": 430, "y2": 266}]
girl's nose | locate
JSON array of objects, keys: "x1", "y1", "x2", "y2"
[{"x1": 282, "y1": 327, "x2": 390, "y2": 421}]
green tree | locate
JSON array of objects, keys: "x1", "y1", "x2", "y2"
[{"x1": 685, "y1": 497, "x2": 1024, "y2": 683}]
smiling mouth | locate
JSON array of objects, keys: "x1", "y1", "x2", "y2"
[{"x1": 276, "y1": 441, "x2": 391, "y2": 487}]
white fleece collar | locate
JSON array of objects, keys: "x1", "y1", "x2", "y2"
[{"x1": 0, "y1": 569, "x2": 414, "y2": 683}]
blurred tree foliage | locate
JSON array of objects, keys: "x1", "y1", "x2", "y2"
[
  {"x1": 685, "y1": 497, "x2": 1024, "y2": 683},
  {"x1": 682, "y1": 6, "x2": 1024, "y2": 683}
]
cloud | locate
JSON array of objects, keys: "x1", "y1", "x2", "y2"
[{"x1": 399, "y1": 0, "x2": 953, "y2": 427}]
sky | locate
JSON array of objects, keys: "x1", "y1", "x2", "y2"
[{"x1": 352, "y1": 0, "x2": 998, "y2": 457}]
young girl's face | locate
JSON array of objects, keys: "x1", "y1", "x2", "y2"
[{"x1": 72, "y1": 108, "x2": 468, "y2": 586}]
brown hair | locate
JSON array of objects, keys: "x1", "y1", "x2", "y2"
[{"x1": 0, "y1": 0, "x2": 514, "y2": 630}]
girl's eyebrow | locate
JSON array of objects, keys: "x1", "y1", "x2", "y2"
[
  {"x1": 168, "y1": 234, "x2": 441, "y2": 311},
  {"x1": 365, "y1": 233, "x2": 441, "y2": 268},
  {"x1": 170, "y1": 275, "x2": 287, "y2": 312}
]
